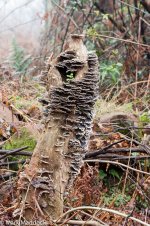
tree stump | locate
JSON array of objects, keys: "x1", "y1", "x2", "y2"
[{"x1": 14, "y1": 34, "x2": 99, "y2": 224}]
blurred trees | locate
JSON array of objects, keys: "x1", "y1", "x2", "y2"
[{"x1": 40, "y1": 0, "x2": 150, "y2": 107}]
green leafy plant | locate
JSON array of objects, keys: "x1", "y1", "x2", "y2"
[
  {"x1": 100, "y1": 62, "x2": 123, "y2": 85},
  {"x1": 10, "y1": 39, "x2": 32, "y2": 78},
  {"x1": 99, "y1": 169, "x2": 107, "y2": 179},
  {"x1": 99, "y1": 168, "x2": 121, "y2": 181},
  {"x1": 103, "y1": 188, "x2": 131, "y2": 207},
  {"x1": 139, "y1": 112, "x2": 150, "y2": 124},
  {"x1": 109, "y1": 168, "x2": 120, "y2": 180},
  {"x1": 114, "y1": 193, "x2": 131, "y2": 207},
  {"x1": 66, "y1": 72, "x2": 74, "y2": 83}
]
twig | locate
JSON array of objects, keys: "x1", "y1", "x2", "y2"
[
  {"x1": 82, "y1": 4, "x2": 94, "y2": 28},
  {"x1": 114, "y1": 80, "x2": 150, "y2": 100},
  {"x1": 117, "y1": 126, "x2": 150, "y2": 130},
  {"x1": 134, "y1": 17, "x2": 141, "y2": 99},
  {"x1": 18, "y1": 176, "x2": 34, "y2": 226},
  {"x1": 127, "y1": 0, "x2": 134, "y2": 24},
  {"x1": 0, "y1": 0, "x2": 34, "y2": 25},
  {"x1": 122, "y1": 134, "x2": 134, "y2": 194},
  {"x1": 60, "y1": 8, "x2": 75, "y2": 52},
  {"x1": 84, "y1": 160, "x2": 150, "y2": 176},
  {"x1": 57, "y1": 219, "x2": 103, "y2": 225},
  {"x1": 80, "y1": 210, "x2": 107, "y2": 226},
  {"x1": 117, "y1": 0, "x2": 149, "y2": 15},
  {"x1": 10, "y1": 104, "x2": 32, "y2": 122},
  {"x1": 59, "y1": 212, "x2": 79, "y2": 226},
  {"x1": 51, "y1": 0, "x2": 81, "y2": 31},
  {"x1": 0, "y1": 146, "x2": 28, "y2": 160},
  {"x1": 0, "y1": 149, "x2": 32, "y2": 156},
  {"x1": 94, "y1": 2, "x2": 126, "y2": 34},
  {"x1": 113, "y1": 155, "x2": 150, "y2": 160},
  {"x1": 86, "y1": 33, "x2": 150, "y2": 48},
  {"x1": 85, "y1": 139, "x2": 125, "y2": 158},
  {"x1": 123, "y1": 205, "x2": 136, "y2": 226},
  {"x1": 0, "y1": 172, "x2": 16, "y2": 179},
  {"x1": 87, "y1": 147, "x2": 147, "y2": 155},
  {"x1": 75, "y1": 1, "x2": 94, "y2": 28},
  {"x1": 124, "y1": 136, "x2": 150, "y2": 153},
  {"x1": 0, "y1": 18, "x2": 39, "y2": 34},
  {"x1": 0, "y1": 160, "x2": 26, "y2": 166},
  {"x1": 0, "y1": 203, "x2": 19, "y2": 216},
  {"x1": 86, "y1": 154, "x2": 150, "y2": 161},
  {"x1": 56, "y1": 206, "x2": 150, "y2": 226},
  {"x1": 139, "y1": 0, "x2": 150, "y2": 13}
]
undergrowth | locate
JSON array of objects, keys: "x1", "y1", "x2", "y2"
[{"x1": 4, "y1": 127, "x2": 36, "y2": 151}]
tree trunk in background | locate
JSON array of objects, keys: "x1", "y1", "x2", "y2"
[{"x1": 13, "y1": 34, "x2": 99, "y2": 223}]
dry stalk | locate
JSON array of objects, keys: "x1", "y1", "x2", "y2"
[
  {"x1": 84, "y1": 160, "x2": 150, "y2": 176},
  {"x1": 56, "y1": 206, "x2": 150, "y2": 226}
]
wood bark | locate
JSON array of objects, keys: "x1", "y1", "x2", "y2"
[{"x1": 13, "y1": 34, "x2": 99, "y2": 223}]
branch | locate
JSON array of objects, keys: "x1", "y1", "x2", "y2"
[
  {"x1": 85, "y1": 147, "x2": 148, "y2": 159},
  {"x1": 60, "y1": 8, "x2": 75, "y2": 52},
  {"x1": 113, "y1": 155, "x2": 150, "y2": 161},
  {"x1": 57, "y1": 219, "x2": 104, "y2": 226},
  {"x1": 85, "y1": 154, "x2": 150, "y2": 161},
  {"x1": 94, "y1": 2, "x2": 127, "y2": 34},
  {"x1": 0, "y1": 0, "x2": 34, "y2": 25},
  {"x1": 57, "y1": 206, "x2": 150, "y2": 226},
  {"x1": 0, "y1": 149, "x2": 32, "y2": 156},
  {"x1": 117, "y1": 0, "x2": 148, "y2": 15},
  {"x1": 0, "y1": 146, "x2": 28, "y2": 160},
  {"x1": 84, "y1": 160, "x2": 150, "y2": 176},
  {"x1": 85, "y1": 139, "x2": 125, "y2": 158},
  {"x1": 51, "y1": 0, "x2": 81, "y2": 31},
  {"x1": 0, "y1": 160, "x2": 26, "y2": 166},
  {"x1": 140, "y1": 0, "x2": 150, "y2": 13},
  {"x1": 86, "y1": 33, "x2": 150, "y2": 48}
]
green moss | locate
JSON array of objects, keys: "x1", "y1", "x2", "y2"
[
  {"x1": 4, "y1": 128, "x2": 36, "y2": 170},
  {"x1": 4, "y1": 128, "x2": 36, "y2": 151}
]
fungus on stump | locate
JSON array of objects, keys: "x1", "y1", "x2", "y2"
[{"x1": 14, "y1": 35, "x2": 99, "y2": 222}]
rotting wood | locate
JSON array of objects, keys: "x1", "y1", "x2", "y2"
[{"x1": 13, "y1": 34, "x2": 99, "y2": 222}]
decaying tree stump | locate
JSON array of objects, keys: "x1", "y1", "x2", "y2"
[{"x1": 14, "y1": 34, "x2": 99, "y2": 223}]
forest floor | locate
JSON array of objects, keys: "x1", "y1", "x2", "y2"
[{"x1": 0, "y1": 78, "x2": 150, "y2": 226}]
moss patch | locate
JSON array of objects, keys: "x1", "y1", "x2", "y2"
[
  {"x1": 4, "y1": 128, "x2": 36, "y2": 151},
  {"x1": 4, "y1": 128, "x2": 36, "y2": 170}
]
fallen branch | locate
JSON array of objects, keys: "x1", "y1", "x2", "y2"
[
  {"x1": 0, "y1": 146, "x2": 28, "y2": 160},
  {"x1": 57, "y1": 219, "x2": 104, "y2": 225},
  {"x1": 113, "y1": 155, "x2": 150, "y2": 160},
  {"x1": 0, "y1": 149, "x2": 32, "y2": 156},
  {"x1": 86, "y1": 154, "x2": 150, "y2": 161},
  {"x1": 56, "y1": 206, "x2": 150, "y2": 226},
  {"x1": 124, "y1": 136, "x2": 150, "y2": 154},
  {"x1": 10, "y1": 104, "x2": 32, "y2": 122},
  {"x1": 0, "y1": 160, "x2": 26, "y2": 166},
  {"x1": 85, "y1": 139, "x2": 125, "y2": 158},
  {"x1": 84, "y1": 160, "x2": 150, "y2": 175},
  {"x1": 0, "y1": 172, "x2": 16, "y2": 179},
  {"x1": 85, "y1": 147, "x2": 148, "y2": 159}
]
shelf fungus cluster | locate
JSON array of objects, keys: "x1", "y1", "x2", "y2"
[
  {"x1": 41, "y1": 35, "x2": 99, "y2": 187},
  {"x1": 15, "y1": 35, "x2": 99, "y2": 221}
]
